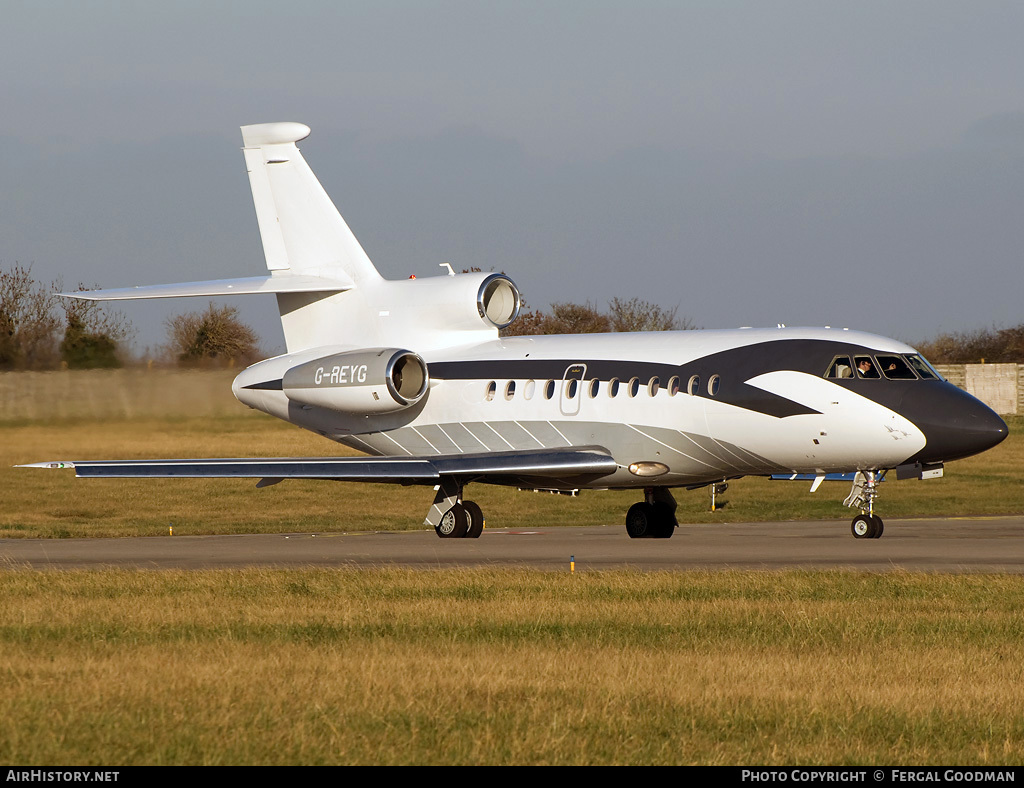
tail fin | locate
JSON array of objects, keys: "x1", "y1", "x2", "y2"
[{"x1": 240, "y1": 123, "x2": 382, "y2": 286}]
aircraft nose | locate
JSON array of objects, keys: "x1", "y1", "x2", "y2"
[{"x1": 901, "y1": 383, "x2": 1009, "y2": 463}]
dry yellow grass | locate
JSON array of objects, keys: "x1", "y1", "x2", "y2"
[{"x1": 1, "y1": 569, "x2": 1023, "y2": 765}]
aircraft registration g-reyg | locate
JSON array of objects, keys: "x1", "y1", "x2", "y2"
[{"x1": 22, "y1": 122, "x2": 1009, "y2": 540}]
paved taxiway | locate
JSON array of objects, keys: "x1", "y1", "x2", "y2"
[{"x1": 2, "y1": 516, "x2": 1024, "y2": 571}]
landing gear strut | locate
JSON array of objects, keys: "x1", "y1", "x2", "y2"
[
  {"x1": 625, "y1": 487, "x2": 677, "y2": 539},
  {"x1": 844, "y1": 470, "x2": 885, "y2": 539},
  {"x1": 426, "y1": 477, "x2": 485, "y2": 538}
]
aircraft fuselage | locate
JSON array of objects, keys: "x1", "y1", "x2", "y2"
[{"x1": 233, "y1": 326, "x2": 1007, "y2": 492}]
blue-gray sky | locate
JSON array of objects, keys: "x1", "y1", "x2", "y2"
[{"x1": 3, "y1": 1, "x2": 1023, "y2": 354}]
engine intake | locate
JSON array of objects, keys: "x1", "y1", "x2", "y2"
[
  {"x1": 477, "y1": 274, "x2": 521, "y2": 329},
  {"x1": 282, "y1": 348, "x2": 428, "y2": 415}
]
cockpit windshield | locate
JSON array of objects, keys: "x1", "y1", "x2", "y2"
[
  {"x1": 876, "y1": 355, "x2": 916, "y2": 380},
  {"x1": 906, "y1": 354, "x2": 943, "y2": 381},
  {"x1": 823, "y1": 353, "x2": 945, "y2": 382}
]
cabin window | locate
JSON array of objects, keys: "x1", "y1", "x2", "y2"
[
  {"x1": 565, "y1": 379, "x2": 578, "y2": 399},
  {"x1": 485, "y1": 381, "x2": 496, "y2": 401},
  {"x1": 505, "y1": 381, "x2": 516, "y2": 400},
  {"x1": 648, "y1": 377, "x2": 660, "y2": 396},
  {"x1": 708, "y1": 375, "x2": 720, "y2": 396},
  {"x1": 876, "y1": 355, "x2": 917, "y2": 380},
  {"x1": 523, "y1": 379, "x2": 536, "y2": 400},
  {"x1": 628, "y1": 377, "x2": 641, "y2": 397},
  {"x1": 825, "y1": 356, "x2": 854, "y2": 379},
  {"x1": 608, "y1": 378, "x2": 620, "y2": 398},
  {"x1": 906, "y1": 355, "x2": 941, "y2": 380},
  {"x1": 668, "y1": 376, "x2": 680, "y2": 396},
  {"x1": 588, "y1": 379, "x2": 600, "y2": 398},
  {"x1": 854, "y1": 356, "x2": 880, "y2": 378},
  {"x1": 687, "y1": 375, "x2": 700, "y2": 395},
  {"x1": 544, "y1": 380, "x2": 555, "y2": 399}
]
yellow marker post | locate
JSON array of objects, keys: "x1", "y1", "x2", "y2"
[{"x1": 570, "y1": 555, "x2": 575, "y2": 574}]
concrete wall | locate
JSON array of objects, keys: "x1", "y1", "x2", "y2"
[
  {"x1": 935, "y1": 364, "x2": 1020, "y2": 415},
  {"x1": 0, "y1": 369, "x2": 243, "y2": 422}
]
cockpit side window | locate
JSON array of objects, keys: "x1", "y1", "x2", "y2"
[
  {"x1": 853, "y1": 356, "x2": 880, "y2": 378},
  {"x1": 906, "y1": 354, "x2": 942, "y2": 380},
  {"x1": 876, "y1": 355, "x2": 917, "y2": 380},
  {"x1": 825, "y1": 356, "x2": 854, "y2": 379}
]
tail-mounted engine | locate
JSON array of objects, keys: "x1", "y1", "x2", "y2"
[
  {"x1": 476, "y1": 274, "x2": 520, "y2": 329},
  {"x1": 282, "y1": 348, "x2": 428, "y2": 415},
  {"x1": 364, "y1": 272, "x2": 521, "y2": 341}
]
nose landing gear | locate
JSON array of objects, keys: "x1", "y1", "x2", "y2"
[
  {"x1": 851, "y1": 513, "x2": 884, "y2": 539},
  {"x1": 845, "y1": 470, "x2": 885, "y2": 539}
]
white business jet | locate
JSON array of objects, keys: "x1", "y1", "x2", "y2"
[{"x1": 23, "y1": 123, "x2": 1009, "y2": 540}]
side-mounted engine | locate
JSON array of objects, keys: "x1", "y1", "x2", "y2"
[{"x1": 281, "y1": 348, "x2": 428, "y2": 415}]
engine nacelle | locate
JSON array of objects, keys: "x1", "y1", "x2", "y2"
[
  {"x1": 282, "y1": 348, "x2": 428, "y2": 415},
  {"x1": 476, "y1": 274, "x2": 521, "y2": 329}
]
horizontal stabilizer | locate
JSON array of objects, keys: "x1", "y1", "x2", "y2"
[
  {"x1": 61, "y1": 274, "x2": 354, "y2": 301},
  {"x1": 18, "y1": 447, "x2": 617, "y2": 483}
]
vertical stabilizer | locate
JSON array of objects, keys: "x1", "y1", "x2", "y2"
[{"x1": 240, "y1": 123, "x2": 382, "y2": 286}]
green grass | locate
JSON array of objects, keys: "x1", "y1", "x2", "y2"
[
  {"x1": 2, "y1": 414, "x2": 1022, "y2": 538},
  {"x1": 1, "y1": 569, "x2": 1023, "y2": 765}
]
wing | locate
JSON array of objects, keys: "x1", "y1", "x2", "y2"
[
  {"x1": 19, "y1": 447, "x2": 618, "y2": 488},
  {"x1": 60, "y1": 273, "x2": 353, "y2": 301}
]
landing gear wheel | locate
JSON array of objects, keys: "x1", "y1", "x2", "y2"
[
  {"x1": 651, "y1": 502, "x2": 676, "y2": 539},
  {"x1": 463, "y1": 500, "x2": 484, "y2": 538},
  {"x1": 436, "y1": 503, "x2": 469, "y2": 538},
  {"x1": 626, "y1": 502, "x2": 656, "y2": 538},
  {"x1": 851, "y1": 514, "x2": 873, "y2": 539},
  {"x1": 852, "y1": 514, "x2": 885, "y2": 539}
]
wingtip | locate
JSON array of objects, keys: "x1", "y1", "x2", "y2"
[{"x1": 16, "y1": 461, "x2": 76, "y2": 469}]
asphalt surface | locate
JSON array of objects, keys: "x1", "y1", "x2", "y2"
[{"x1": 2, "y1": 516, "x2": 1024, "y2": 572}]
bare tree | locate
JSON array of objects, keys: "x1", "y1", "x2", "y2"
[
  {"x1": 167, "y1": 303, "x2": 260, "y2": 366},
  {"x1": 501, "y1": 297, "x2": 695, "y2": 336},
  {"x1": 0, "y1": 264, "x2": 61, "y2": 369},
  {"x1": 608, "y1": 297, "x2": 695, "y2": 332},
  {"x1": 499, "y1": 308, "x2": 547, "y2": 337},
  {"x1": 545, "y1": 301, "x2": 611, "y2": 334}
]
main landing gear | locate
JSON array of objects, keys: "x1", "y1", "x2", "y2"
[
  {"x1": 625, "y1": 487, "x2": 677, "y2": 539},
  {"x1": 426, "y1": 478, "x2": 484, "y2": 538},
  {"x1": 844, "y1": 470, "x2": 885, "y2": 539}
]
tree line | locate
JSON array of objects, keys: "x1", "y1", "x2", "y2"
[
  {"x1": 501, "y1": 297, "x2": 695, "y2": 336},
  {"x1": 0, "y1": 264, "x2": 259, "y2": 370},
  {"x1": 913, "y1": 325, "x2": 1024, "y2": 365}
]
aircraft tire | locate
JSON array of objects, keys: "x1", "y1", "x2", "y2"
[
  {"x1": 851, "y1": 514, "x2": 874, "y2": 539},
  {"x1": 626, "y1": 502, "x2": 656, "y2": 538},
  {"x1": 871, "y1": 515, "x2": 884, "y2": 539},
  {"x1": 463, "y1": 500, "x2": 484, "y2": 538},
  {"x1": 436, "y1": 503, "x2": 469, "y2": 538},
  {"x1": 651, "y1": 502, "x2": 675, "y2": 538}
]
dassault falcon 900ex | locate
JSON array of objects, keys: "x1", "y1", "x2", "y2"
[{"x1": 23, "y1": 122, "x2": 1008, "y2": 540}]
